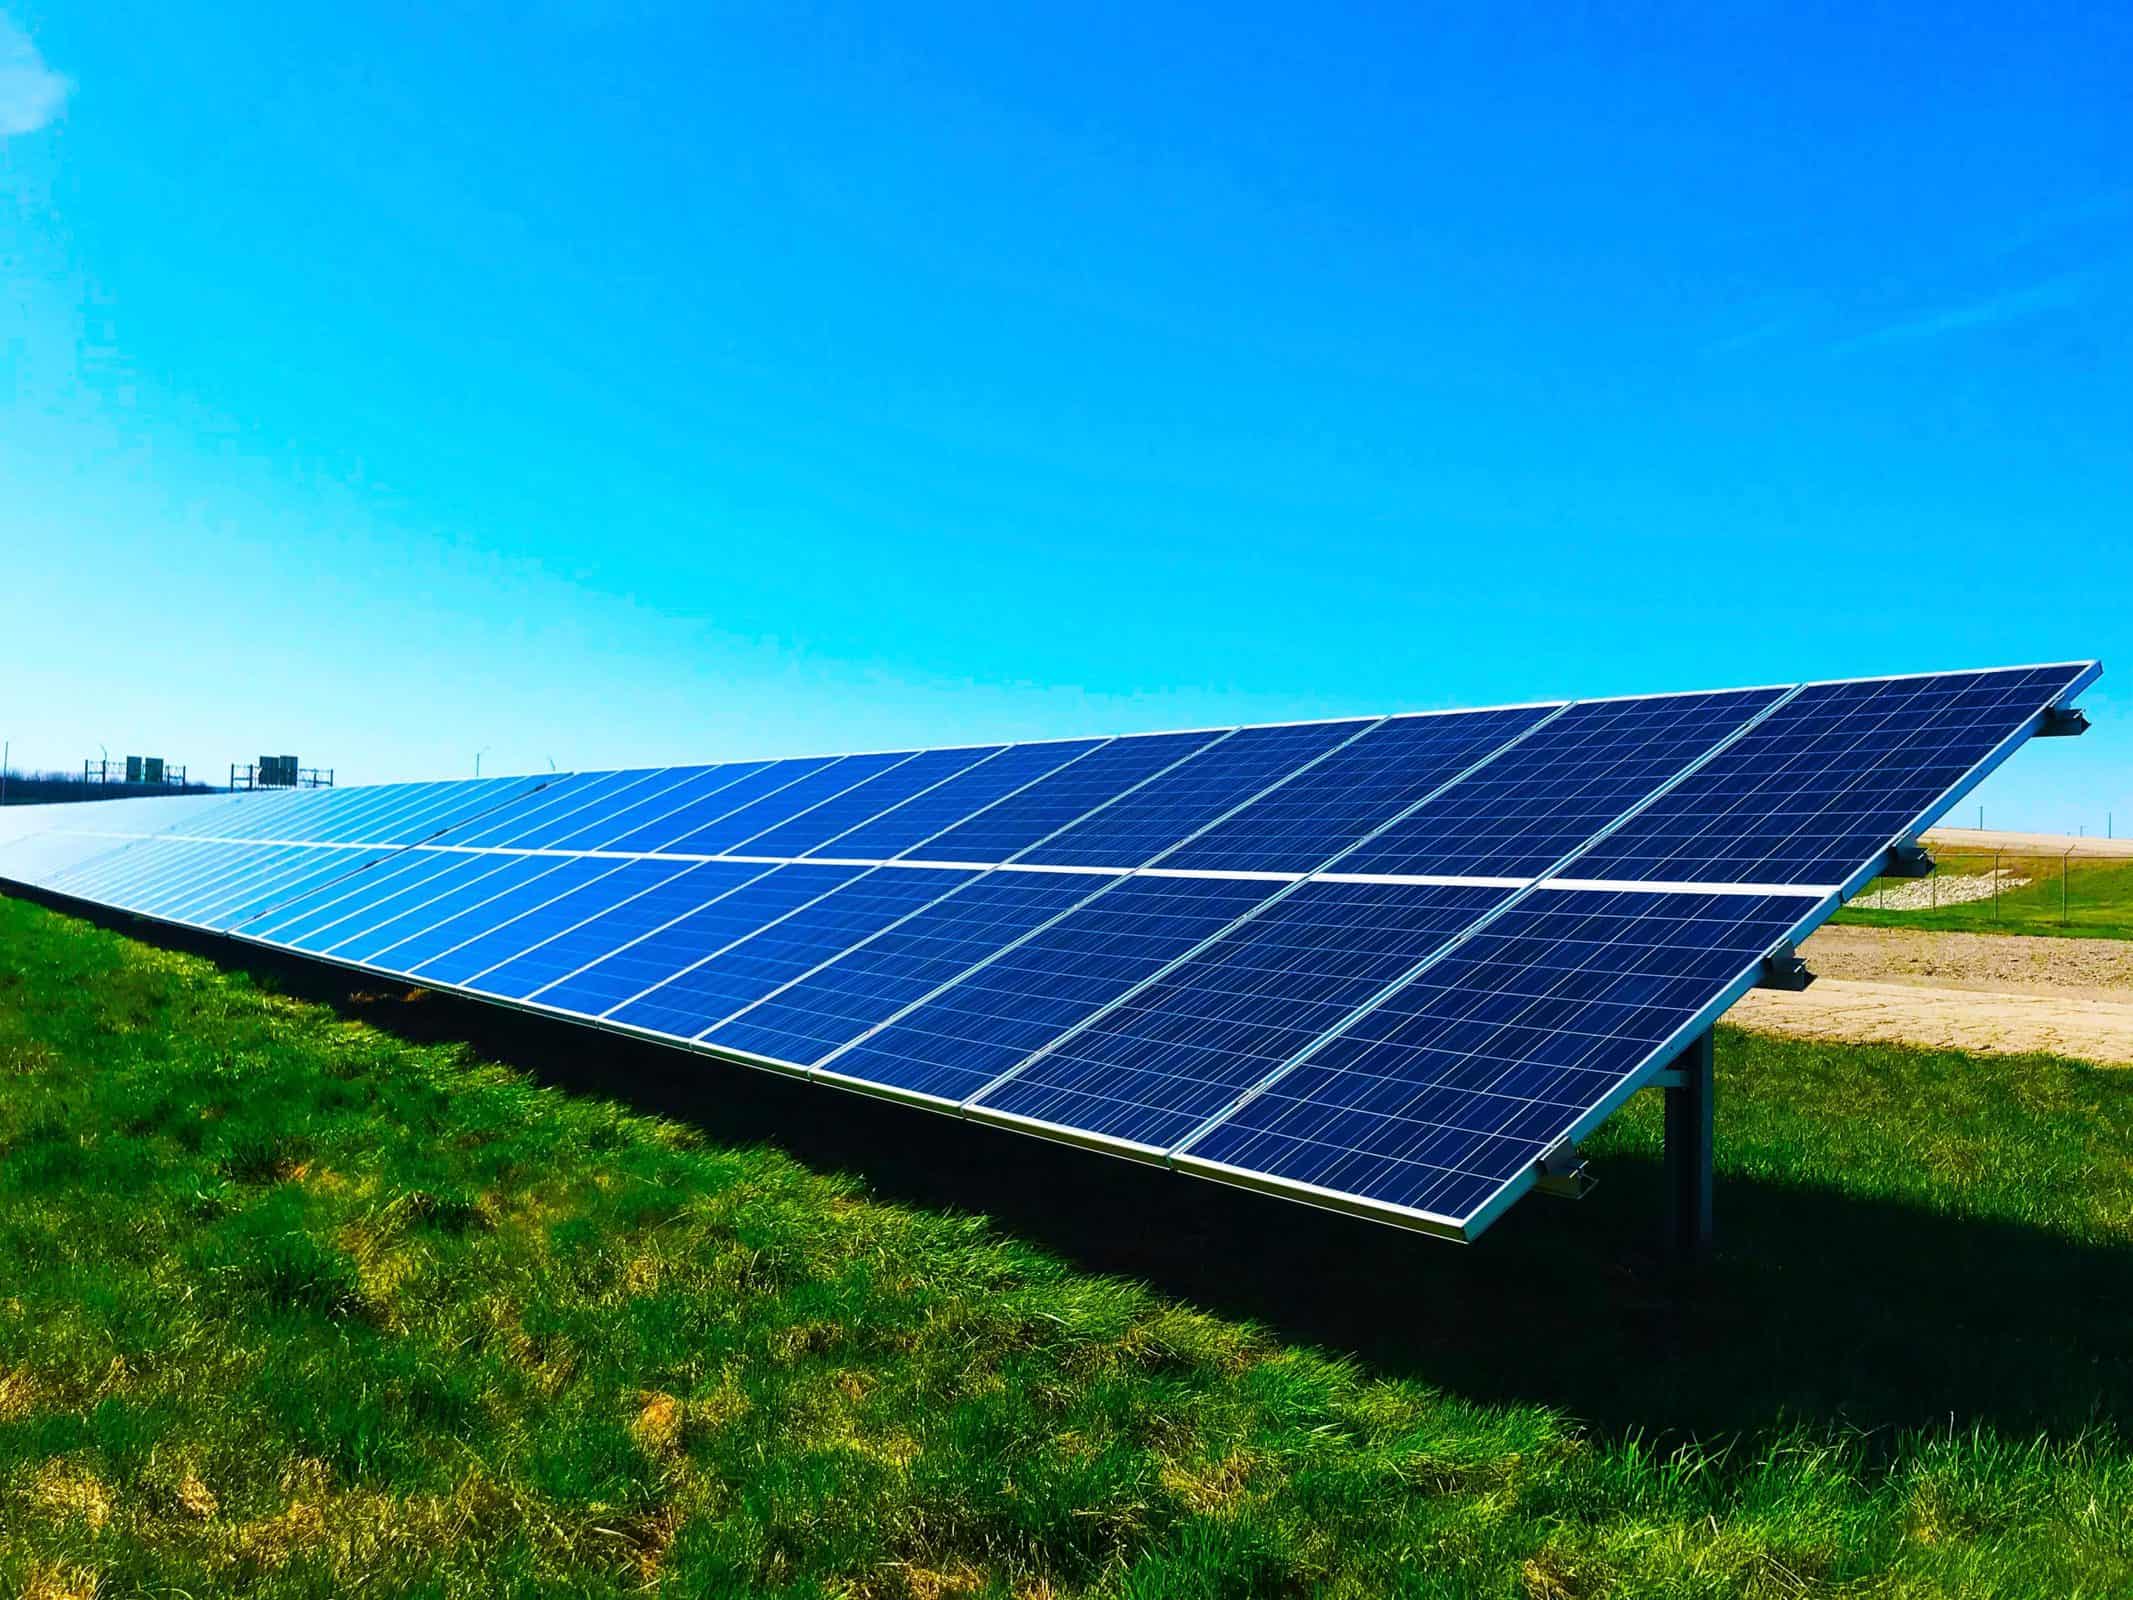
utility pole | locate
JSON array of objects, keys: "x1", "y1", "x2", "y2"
[{"x1": 475, "y1": 747, "x2": 491, "y2": 779}]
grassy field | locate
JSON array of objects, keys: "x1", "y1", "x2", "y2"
[
  {"x1": 1833, "y1": 852, "x2": 2133, "y2": 940},
  {"x1": 1, "y1": 894, "x2": 2129, "y2": 1598}
]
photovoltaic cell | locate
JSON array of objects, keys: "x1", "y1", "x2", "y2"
[
  {"x1": 910, "y1": 731, "x2": 1224, "y2": 864},
  {"x1": 824, "y1": 873, "x2": 1279, "y2": 1104},
  {"x1": 815, "y1": 739, "x2": 1104, "y2": 861},
  {"x1": 535, "y1": 863, "x2": 864, "y2": 1018},
  {"x1": 470, "y1": 859, "x2": 775, "y2": 1001},
  {"x1": 702, "y1": 872, "x2": 1103, "y2": 1066},
  {"x1": 1177, "y1": 888, "x2": 1813, "y2": 1222},
  {"x1": 656, "y1": 753, "x2": 917, "y2": 856},
  {"x1": 733, "y1": 746, "x2": 1004, "y2": 858},
  {"x1": 971, "y1": 879, "x2": 1513, "y2": 1150},
  {"x1": 1565, "y1": 666, "x2": 2090, "y2": 886},
  {"x1": 1157, "y1": 706, "x2": 1561, "y2": 874},
  {"x1": 1338, "y1": 688, "x2": 1782, "y2": 880},
  {"x1": 420, "y1": 857, "x2": 699, "y2": 992},
  {"x1": 1018, "y1": 719, "x2": 1371, "y2": 869},
  {"x1": 607, "y1": 866, "x2": 979, "y2": 1040},
  {"x1": 539, "y1": 764, "x2": 758, "y2": 852}
]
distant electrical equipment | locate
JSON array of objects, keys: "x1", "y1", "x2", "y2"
[
  {"x1": 87, "y1": 756, "x2": 187, "y2": 789},
  {"x1": 230, "y1": 756, "x2": 334, "y2": 791}
]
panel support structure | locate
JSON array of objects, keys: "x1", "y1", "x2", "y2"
[{"x1": 1661, "y1": 1029, "x2": 1715, "y2": 1264}]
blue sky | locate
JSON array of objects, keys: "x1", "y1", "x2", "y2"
[{"x1": 1, "y1": 3, "x2": 2126, "y2": 830}]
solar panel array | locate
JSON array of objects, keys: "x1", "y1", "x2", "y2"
[{"x1": 0, "y1": 661, "x2": 2096, "y2": 1240}]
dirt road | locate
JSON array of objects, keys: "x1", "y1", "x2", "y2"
[{"x1": 1728, "y1": 924, "x2": 2133, "y2": 1064}]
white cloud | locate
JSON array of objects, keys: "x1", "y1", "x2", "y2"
[{"x1": 0, "y1": 13, "x2": 70, "y2": 137}]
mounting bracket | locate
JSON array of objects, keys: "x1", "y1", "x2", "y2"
[
  {"x1": 1534, "y1": 1140, "x2": 1593, "y2": 1200},
  {"x1": 1756, "y1": 947, "x2": 1815, "y2": 991},
  {"x1": 2039, "y1": 706, "x2": 2090, "y2": 738},
  {"x1": 1883, "y1": 841, "x2": 1934, "y2": 878}
]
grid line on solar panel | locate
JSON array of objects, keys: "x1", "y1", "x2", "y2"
[
  {"x1": 1561, "y1": 664, "x2": 2094, "y2": 887},
  {"x1": 242, "y1": 846, "x2": 473, "y2": 945},
  {"x1": 654, "y1": 750, "x2": 925, "y2": 856},
  {"x1": 141, "y1": 844, "x2": 318, "y2": 923},
  {"x1": 964, "y1": 879, "x2": 1515, "y2": 1152},
  {"x1": 629, "y1": 704, "x2": 1572, "y2": 1107},
  {"x1": 547, "y1": 732, "x2": 1226, "y2": 1032},
  {"x1": 1095, "y1": 683, "x2": 1812, "y2": 1189},
  {"x1": 1153, "y1": 704, "x2": 1567, "y2": 874},
  {"x1": 723, "y1": 745, "x2": 1007, "y2": 859},
  {"x1": 604, "y1": 866, "x2": 982, "y2": 1041},
  {"x1": 303, "y1": 852, "x2": 533, "y2": 960},
  {"x1": 906, "y1": 701, "x2": 1593, "y2": 1119},
  {"x1": 197, "y1": 847, "x2": 398, "y2": 932},
  {"x1": 334, "y1": 857, "x2": 592, "y2": 972},
  {"x1": 907, "y1": 729, "x2": 1234, "y2": 863},
  {"x1": 498, "y1": 858, "x2": 792, "y2": 1004},
  {"x1": 433, "y1": 857, "x2": 712, "y2": 995},
  {"x1": 699, "y1": 873, "x2": 1102, "y2": 1066},
  {"x1": 742, "y1": 721, "x2": 1437, "y2": 1094},
  {"x1": 533, "y1": 863, "x2": 865, "y2": 1021},
  {"x1": 808, "y1": 738, "x2": 1109, "y2": 860},
  {"x1": 1174, "y1": 888, "x2": 1816, "y2": 1228},
  {"x1": 818, "y1": 874, "x2": 1284, "y2": 1105},
  {"x1": 1013, "y1": 719, "x2": 1380, "y2": 870},
  {"x1": 551, "y1": 760, "x2": 804, "y2": 853},
  {"x1": 443, "y1": 767, "x2": 674, "y2": 849},
  {"x1": 1332, "y1": 688, "x2": 1785, "y2": 880}
]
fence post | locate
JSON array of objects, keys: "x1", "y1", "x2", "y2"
[
  {"x1": 1994, "y1": 851, "x2": 2003, "y2": 921},
  {"x1": 2064, "y1": 848, "x2": 2072, "y2": 927}
]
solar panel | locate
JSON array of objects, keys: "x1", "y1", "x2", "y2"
[{"x1": 0, "y1": 660, "x2": 2097, "y2": 1244}]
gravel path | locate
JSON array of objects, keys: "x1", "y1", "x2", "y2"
[{"x1": 1726, "y1": 925, "x2": 2133, "y2": 1064}]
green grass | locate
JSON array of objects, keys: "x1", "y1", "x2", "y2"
[
  {"x1": 1832, "y1": 853, "x2": 2133, "y2": 940},
  {"x1": 1, "y1": 894, "x2": 2129, "y2": 1598}
]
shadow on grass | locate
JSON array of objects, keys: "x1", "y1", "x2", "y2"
[{"x1": 41, "y1": 894, "x2": 2133, "y2": 1449}]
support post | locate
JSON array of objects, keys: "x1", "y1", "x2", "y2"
[{"x1": 1662, "y1": 1029, "x2": 1714, "y2": 1264}]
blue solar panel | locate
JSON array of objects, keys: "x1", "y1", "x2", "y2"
[
  {"x1": 146, "y1": 843, "x2": 317, "y2": 922},
  {"x1": 822, "y1": 874, "x2": 1279, "y2": 1104},
  {"x1": 814, "y1": 739, "x2": 1105, "y2": 861},
  {"x1": 1176, "y1": 888, "x2": 1813, "y2": 1225},
  {"x1": 442, "y1": 768, "x2": 669, "y2": 849},
  {"x1": 364, "y1": 855, "x2": 625, "y2": 972},
  {"x1": 607, "y1": 866, "x2": 979, "y2": 1040},
  {"x1": 702, "y1": 871, "x2": 1100, "y2": 1066},
  {"x1": 0, "y1": 661, "x2": 2096, "y2": 1243},
  {"x1": 468, "y1": 859, "x2": 774, "y2": 1001},
  {"x1": 419, "y1": 856, "x2": 699, "y2": 992},
  {"x1": 1336, "y1": 689, "x2": 1783, "y2": 880},
  {"x1": 1156, "y1": 706, "x2": 1562, "y2": 874},
  {"x1": 198, "y1": 846, "x2": 387, "y2": 932},
  {"x1": 532, "y1": 863, "x2": 865, "y2": 1018},
  {"x1": 1015, "y1": 720, "x2": 1372, "y2": 869},
  {"x1": 245, "y1": 848, "x2": 472, "y2": 945},
  {"x1": 970, "y1": 879, "x2": 1513, "y2": 1150},
  {"x1": 550, "y1": 762, "x2": 791, "y2": 853},
  {"x1": 733, "y1": 746, "x2": 1004, "y2": 859},
  {"x1": 910, "y1": 731, "x2": 1224, "y2": 864},
  {"x1": 1565, "y1": 666, "x2": 2092, "y2": 886},
  {"x1": 656, "y1": 753, "x2": 918, "y2": 856},
  {"x1": 321, "y1": 855, "x2": 557, "y2": 965},
  {"x1": 300, "y1": 854, "x2": 525, "y2": 959}
]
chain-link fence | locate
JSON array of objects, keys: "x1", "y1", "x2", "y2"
[{"x1": 1843, "y1": 848, "x2": 2133, "y2": 936}]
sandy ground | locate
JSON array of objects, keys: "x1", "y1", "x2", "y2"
[
  {"x1": 1922, "y1": 826, "x2": 2133, "y2": 858},
  {"x1": 1729, "y1": 924, "x2": 2133, "y2": 1064}
]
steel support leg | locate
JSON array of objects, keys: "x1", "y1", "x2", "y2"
[{"x1": 1662, "y1": 1029, "x2": 1714, "y2": 1264}]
